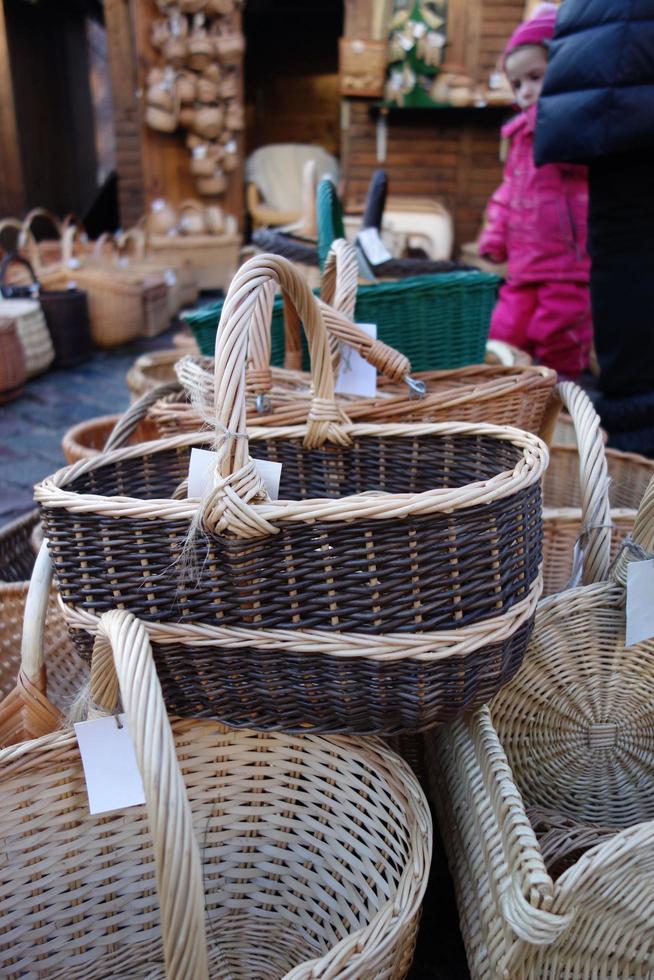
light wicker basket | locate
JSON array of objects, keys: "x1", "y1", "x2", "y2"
[
  {"x1": 0, "y1": 517, "x2": 85, "y2": 747},
  {"x1": 37, "y1": 228, "x2": 168, "y2": 347},
  {"x1": 540, "y1": 383, "x2": 654, "y2": 595},
  {"x1": 430, "y1": 477, "x2": 654, "y2": 980},
  {"x1": 0, "y1": 299, "x2": 54, "y2": 377},
  {"x1": 125, "y1": 348, "x2": 183, "y2": 402},
  {"x1": 147, "y1": 230, "x2": 241, "y2": 291},
  {"x1": 0, "y1": 594, "x2": 432, "y2": 979},
  {"x1": 36, "y1": 254, "x2": 547, "y2": 736}
]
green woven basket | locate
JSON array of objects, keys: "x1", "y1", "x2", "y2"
[{"x1": 185, "y1": 269, "x2": 497, "y2": 373}]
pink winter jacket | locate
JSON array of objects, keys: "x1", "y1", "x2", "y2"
[{"x1": 479, "y1": 104, "x2": 590, "y2": 283}]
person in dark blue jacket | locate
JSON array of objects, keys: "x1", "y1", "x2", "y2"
[{"x1": 535, "y1": 0, "x2": 654, "y2": 416}]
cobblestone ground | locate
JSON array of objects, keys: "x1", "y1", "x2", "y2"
[
  {"x1": 0, "y1": 327, "x2": 176, "y2": 527},
  {"x1": 0, "y1": 319, "x2": 470, "y2": 980}
]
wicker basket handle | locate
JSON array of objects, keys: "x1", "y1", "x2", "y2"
[
  {"x1": 92, "y1": 232, "x2": 119, "y2": 262},
  {"x1": 320, "y1": 238, "x2": 413, "y2": 384},
  {"x1": 205, "y1": 253, "x2": 349, "y2": 537},
  {"x1": 87, "y1": 610, "x2": 210, "y2": 979},
  {"x1": 539, "y1": 381, "x2": 612, "y2": 586},
  {"x1": 611, "y1": 476, "x2": 654, "y2": 588},
  {"x1": 468, "y1": 708, "x2": 575, "y2": 945},
  {"x1": 0, "y1": 218, "x2": 24, "y2": 253},
  {"x1": 0, "y1": 252, "x2": 40, "y2": 297},
  {"x1": 104, "y1": 381, "x2": 183, "y2": 452},
  {"x1": 21, "y1": 208, "x2": 62, "y2": 243},
  {"x1": 0, "y1": 541, "x2": 66, "y2": 740},
  {"x1": 116, "y1": 227, "x2": 147, "y2": 262}
]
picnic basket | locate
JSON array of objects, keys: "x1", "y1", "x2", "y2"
[
  {"x1": 540, "y1": 382, "x2": 654, "y2": 594},
  {"x1": 430, "y1": 476, "x2": 654, "y2": 980},
  {"x1": 36, "y1": 254, "x2": 546, "y2": 735},
  {"x1": 0, "y1": 603, "x2": 431, "y2": 978}
]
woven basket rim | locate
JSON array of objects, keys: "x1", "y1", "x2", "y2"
[{"x1": 35, "y1": 421, "x2": 548, "y2": 525}]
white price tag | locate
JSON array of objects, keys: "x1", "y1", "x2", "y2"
[
  {"x1": 74, "y1": 714, "x2": 146, "y2": 815},
  {"x1": 626, "y1": 559, "x2": 654, "y2": 647},
  {"x1": 335, "y1": 323, "x2": 378, "y2": 398},
  {"x1": 357, "y1": 227, "x2": 393, "y2": 266},
  {"x1": 163, "y1": 268, "x2": 177, "y2": 287},
  {"x1": 188, "y1": 447, "x2": 282, "y2": 501}
]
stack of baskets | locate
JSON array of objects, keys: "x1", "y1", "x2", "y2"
[
  {"x1": 0, "y1": 248, "x2": 558, "y2": 979},
  {"x1": 8, "y1": 228, "x2": 651, "y2": 975}
]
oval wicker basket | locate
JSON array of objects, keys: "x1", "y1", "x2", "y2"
[
  {"x1": 61, "y1": 413, "x2": 160, "y2": 464},
  {"x1": 36, "y1": 254, "x2": 547, "y2": 736},
  {"x1": 0, "y1": 586, "x2": 432, "y2": 979},
  {"x1": 430, "y1": 478, "x2": 654, "y2": 980},
  {"x1": 125, "y1": 348, "x2": 183, "y2": 402}
]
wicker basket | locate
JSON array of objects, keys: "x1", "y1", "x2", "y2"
[
  {"x1": 0, "y1": 317, "x2": 26, "y2": 402},
  {"x1": 540, "y1": 383, "x2": 654, "y2": 595},
  {"x1": 430, "y1": 478, "x2": 654, "y2": 980},
  {"x1": 36, "y1": 227, "x2": 165, "y2": 348},
  {"x1": 0, "y1": 542, "x2": 85, "y2": 747},
  {"x1": 61, "y1": 413, "x2": 161, "y2": 464},
  {"x1": 0, "y1": 603, "x2": 431, "y2": 979},
  {"x1": 125, "y1": 348, "x2": 183, "y2": 401},
  {"x1": 0, "y1": 298, "x2": 54, "y2": 377},
  {"x1": 118, "y1": 227, "x2": 199, "y2": 319},
  {"x1": 147, "y1": 230, "x2": 241, "y2": 291},
  {"x1": 36, "y1": 254, "x2": 546, "y2": 736}
]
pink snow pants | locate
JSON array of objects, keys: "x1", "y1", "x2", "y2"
[{"x1": 489, "y1": 280, "x2": 592, "y2": 378}]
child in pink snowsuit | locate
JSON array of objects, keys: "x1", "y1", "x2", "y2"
[{"x1": 479, "y1": 3, "x2": 591, "y2": 379}]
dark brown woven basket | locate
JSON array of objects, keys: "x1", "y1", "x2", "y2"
[{"x1": 36, "y1": 255, "x2": 546, "y2": 736}]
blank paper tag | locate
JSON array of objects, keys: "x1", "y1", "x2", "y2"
[
  {"x1": 74, "y1": 714, "x2": 146, "y2": 815},
  {"x1": 626, "y1": 559, "x2": 654, "y2": 647},
  {"x1": 357, "y1": 227, "x2": 393, "y2": 265},
  {"x1": 188, "y1": 447, "x2": 281, "y2": 500},
  {"x1": 336, "y1": 323, "x2": 378, "y2": 398}
]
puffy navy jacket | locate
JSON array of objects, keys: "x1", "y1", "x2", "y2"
[{"x1": 535, "y1": 0, "x2": 654, "y2": 164}]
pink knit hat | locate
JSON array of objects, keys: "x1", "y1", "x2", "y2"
[{"x1": 504, "y1": 2, "x2": 558, "y2": 61}]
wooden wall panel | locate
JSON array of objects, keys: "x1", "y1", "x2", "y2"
[
  {"x1": 342, "y1": 102, "x2": 504, "y2": 248},
  {"x1": 0, "y1": 0, "x2": 23, "y2": 215}
]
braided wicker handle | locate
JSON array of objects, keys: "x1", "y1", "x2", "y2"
[
  {"x1": 611, "y1": 476, "x2": 654, "y2": 588},
  {"x1": 205, "y1": 253, "x2": 349, "y2": 536},
  {"x1": 103, "y1": 381, "x2": 183, "y2": 452},
  {"x1": 320, "y1": 239, "x2": 412, "y2": 383},
  {"x1": 539, "y1": 381, "x2": 612, "y2": 586},
  {"x1": 88, "y1": 610, "x2": 210, "y2": 979}
]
